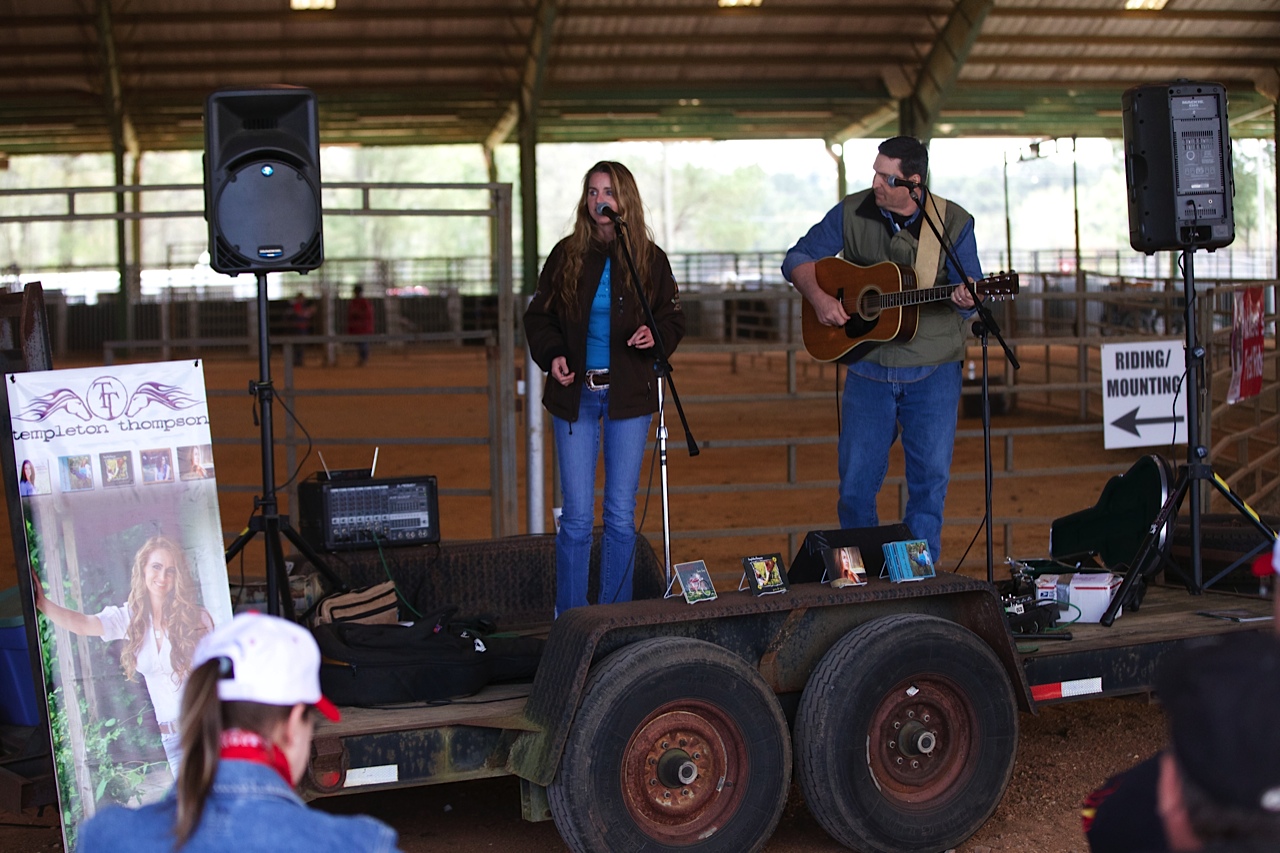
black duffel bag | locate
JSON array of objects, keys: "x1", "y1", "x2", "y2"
[{"x1": 312, "y1": 609, "x2": 544, "y2": 707}]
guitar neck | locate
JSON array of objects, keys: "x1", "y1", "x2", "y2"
[{"x1": 855, "y1": 281, "x2": 962, "y2": 312}]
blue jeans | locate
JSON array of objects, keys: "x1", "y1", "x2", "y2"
[
  {"x1": 838, "y1": 361, "x2": 962, "y2": 564},
  {"x1": 552, "y1": 387, "x2": 651, "y2": 615}
]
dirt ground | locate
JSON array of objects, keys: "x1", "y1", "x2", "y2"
[
  {"x1": 0, "y1": 695, "x2": 1168, "y2": 853},
  {"x1": 0, "y1": 346, "x2": 1178, "y2": 852}
]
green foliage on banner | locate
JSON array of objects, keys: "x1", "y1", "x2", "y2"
[{"x1": 29, "y1": 518, "x2": 164, "y2": 850}]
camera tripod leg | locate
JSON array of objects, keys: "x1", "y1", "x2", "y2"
[
  {"x1": 1103, "y1": 248, "x2": 1274, "y2": 627},
  {"x1": 1103, "y1": 463, "x2": 1278, "y2": 627},
  {"x1": 279, "y1": 518, "x2": 347, "y2": 593},
  {"x1": 225, "y1": 511, "x2": 348, "y2": 618},
  {"x1": 1102, "y1": 467, "x2": 1189, "y2": 626},
  {"x1": 1206, "y1": 471, "x2": 1276, "y2": 540},
  {"x1": 224, "y1": 513, "x2": 295, "y2": 619}
]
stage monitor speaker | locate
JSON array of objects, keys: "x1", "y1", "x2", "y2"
[
  {"x1": 1122, "y1": 81, "x2": 1234, "y2": 254},
  {"x1": 204, "y1": 87, "x2": 324, "y2": 274},
  {"x1": 789, "y1": 523, "x2": 914, "y2": 584}
]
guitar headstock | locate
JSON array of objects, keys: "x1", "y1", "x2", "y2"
[{"x1": 977, "y1": 271, "x2": 1019, "y2": 299}]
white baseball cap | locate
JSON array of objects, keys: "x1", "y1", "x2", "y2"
[{"x1": 194, "y1": 612, "x2": 339, "y2": 721}]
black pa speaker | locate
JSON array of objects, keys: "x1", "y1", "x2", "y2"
[
  {"x1": 1122, "y1": 81, "x2": 1234, "y2": 254},
  {"x1": 204, "y1": 87, "x2": 324, "y2": 274},
  {"x1": 789, "y1": 523, "x2": 914, "y2": 584}
]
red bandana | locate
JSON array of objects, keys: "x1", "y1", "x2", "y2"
[{"x1": 219, "y1": 728, "x2": 293, "y2": 786}]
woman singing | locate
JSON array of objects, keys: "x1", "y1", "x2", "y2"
[
  {"x1": 33, "y1": 534, "x2": 215, "y2": 776},
  {"x1": 523, "y1": 161, "x2": 685, "y2": 616}
]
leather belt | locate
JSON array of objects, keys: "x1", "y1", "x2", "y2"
[
  {"x1": 158, "y1": 721, "x2": 180, "y2": 735},
  {"x1": 585, "y1": 369, "x2": 610, "y2": 391}
]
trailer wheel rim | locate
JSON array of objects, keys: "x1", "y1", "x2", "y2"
[
  {"x1": 620, "y1": 703, "x2": 749, "y2": 842},
  {"x1": 866, "y1": 676, "x2": 973, "y2": 805}
]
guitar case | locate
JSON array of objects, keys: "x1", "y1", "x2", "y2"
[
  {"x1": 1049, "y1": 454, "x2": 1175, "y2": 571},
  {"x1": 313, "y1": 607, "x2": 545, "y2": 707}
]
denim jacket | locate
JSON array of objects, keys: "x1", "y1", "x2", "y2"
[{"x1": 78, "y1": 759, "x2": 400, "y2": 853}]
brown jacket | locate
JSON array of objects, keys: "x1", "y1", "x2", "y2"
[{"x1": 523, "y1": 238, "x2": 685, "y2": 422}]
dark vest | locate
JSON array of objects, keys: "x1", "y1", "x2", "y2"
[{"x1": 840, "y1": 189, "x2": 973, "y2": 367}]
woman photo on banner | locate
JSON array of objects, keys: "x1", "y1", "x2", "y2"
[
  {"x1": 19, "y1": 458, "x2": 38, "y2": 495},
  {"x1": 33, "y1": 533, "x2": 216, "y2": 778}
]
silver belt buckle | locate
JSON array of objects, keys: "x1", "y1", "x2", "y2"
[{"x1": 585, "y1": 369, "x2": 609, "y2": 390}]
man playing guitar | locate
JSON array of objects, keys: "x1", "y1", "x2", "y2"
[{"x1": 783, "y1": 136, "x2": 982, "y2": 565}]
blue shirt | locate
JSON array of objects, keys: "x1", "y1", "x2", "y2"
[
  {"x1": 585, "y1": 257, "x2": 612, "y2": 371},
  {"x1": 782, "y1": 196, "x2": 983, "y2": 382},
  {"x1": 78, "y1": 759, "x2": 400, "y2": 853}
]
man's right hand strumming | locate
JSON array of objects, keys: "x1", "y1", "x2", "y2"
[{"x1": 791, "y1": 261, "x2": 850, "y2": 326}]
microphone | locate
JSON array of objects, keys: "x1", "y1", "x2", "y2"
[
  {"x1": 888, "y1": 175, "x2": 920, "y2": 189},
  {"x1": 595, "y1": 202, "x2": 621, "y2": 221}
]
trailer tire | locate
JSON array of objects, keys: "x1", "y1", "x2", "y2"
[
  {"x1": 794, "y1": 614, "x2": 1018, "y2": 853},
  {"x1": 547, "y1": 636, "x2": 791, "y2": 853}
]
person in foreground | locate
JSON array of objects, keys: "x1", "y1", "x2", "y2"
[
  {"x1": 523, "y1": 161, "x2": 685, "y2": 616},
  {"x1": 782, "y1": 136, "x2": 978, "y2": 564},
  {"x1": 1084, "y1": 630, "x2": 1280, "y2": 853},
  {"x1": 1153, "y1": 631, "x2": 1280, "y2": 851},
  {"x1": 78, "y1": 612, "x2": 400, "y2": 853},
  {"x1": 1086, "y1": 543, "x2": 1280, "y2": 853}
]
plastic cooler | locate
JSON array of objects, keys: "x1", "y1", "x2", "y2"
[{"x1": 0, "y1": 586, "x2": 41, "y2": 726}]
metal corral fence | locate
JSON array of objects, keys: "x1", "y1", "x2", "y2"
[
  {"x1": 101, "y1": 330, "x2": 518, "y2": 554},
  {"x1": 88, "y1": 273, "x2": 1280, "y2": 580},
  {"x1": 6, "y1": 180, "x2": 1277, "y2": 573},
  {"x1": 668, "y1": 274, "x2": 1280, "y2": 573}
]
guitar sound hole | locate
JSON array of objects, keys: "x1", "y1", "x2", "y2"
[
  {"x1": 845, "y1": 313, "x2": 877, "y2": 339},
  {"x1": 857, "y1": 287, "x2": 881, "y2": 321},
  {"x1": 844, "y1": 288, "x2": 880, "y2": 338}
]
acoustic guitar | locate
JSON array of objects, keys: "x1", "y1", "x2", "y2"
[{"x1": 801, "y1": 257, "x2": 1020, "y2": 363}]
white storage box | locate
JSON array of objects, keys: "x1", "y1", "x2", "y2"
[{"x1": 1068, "y1": 572, "x2": 1123, "y2": 623}]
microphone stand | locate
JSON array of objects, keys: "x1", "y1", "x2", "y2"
[
  {"x1": 911, "y1": 186, "x2": 1020, "y2": 584},
  {"x1": 604, "y1": 211, "x2": 698, "y2": 591}
]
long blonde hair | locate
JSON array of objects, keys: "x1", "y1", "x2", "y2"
[
  {"x1": 120, "y1": 535, "x2": 209, "y2": 686},
  {"x1": 553, "y1": 161, "x2": 658, "y2": 321}
]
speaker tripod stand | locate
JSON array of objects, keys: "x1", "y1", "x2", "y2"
[
  {"x1": 224, "y1": 273, "x2": 345, "y2": 618},
  {"x1": 1101, "y1": 248, "x2": 1275, "y2": 626}
]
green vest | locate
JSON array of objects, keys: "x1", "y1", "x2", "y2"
[{"x1": 840, "y1": 189, "x2": 973, "y2": 367}]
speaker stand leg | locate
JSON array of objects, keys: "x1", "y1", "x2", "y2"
[
  {"x1": 224, "y1": 272, "x2": 343, "y2": 617},
  {"x1": 1102, "y1": 249, "x2": 1276, "y2": 626}
]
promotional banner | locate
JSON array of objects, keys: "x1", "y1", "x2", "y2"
[
  {"x1": 1227, "y1": 287, "x2": 1264, "y2": 405},
  {"x1": 7, "y1": 360, "x2": 232, "y2": 851}
]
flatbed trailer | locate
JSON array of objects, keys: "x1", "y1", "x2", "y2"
[
  {"x1": 291, "y1": 534, "x2": 1273, "y2": 853},
  {"x1": 2, "y1": 530, "x2": 1272, "y2": 852}
]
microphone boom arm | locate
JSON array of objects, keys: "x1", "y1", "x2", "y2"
[
  {"x1": 609, "y1": 216, "x2": 698, "y2": 457},
  {"x1": 911, "y1": 187, "x2": 1019, "y2": 370}
]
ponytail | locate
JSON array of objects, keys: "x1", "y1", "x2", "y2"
[
  {"x1": 173, "y1": 660, "x2": 222, "y2": 847},
  {"x1": 171, "y1": 660, "x2": 297, "y2": 849}
]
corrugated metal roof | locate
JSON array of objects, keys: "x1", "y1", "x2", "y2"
[{"x1": 0, "y1": 0, "x2": 1275, "y2": 156}]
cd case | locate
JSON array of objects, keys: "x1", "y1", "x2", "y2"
[
  {"x1": 672, "y1": 559, "x2": 718, "y2": 604},
  {"x1": 740, "y1": 553, "x2": 789, "y2": 595},
  {"x1": 881, "y1": 539, "x2": 935, "y2": 582},
  {"x1": 821, "y1": 545, "x2": 868, "y2": 587}
]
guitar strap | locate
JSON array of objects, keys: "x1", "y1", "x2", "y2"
[{"x1": 913, "y1": 195, "x2": 947, "y2": 288}]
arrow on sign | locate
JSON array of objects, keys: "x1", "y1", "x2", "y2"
[{"x1": 1111, "y1": 407, "x2": 1181, "y2": 437}]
